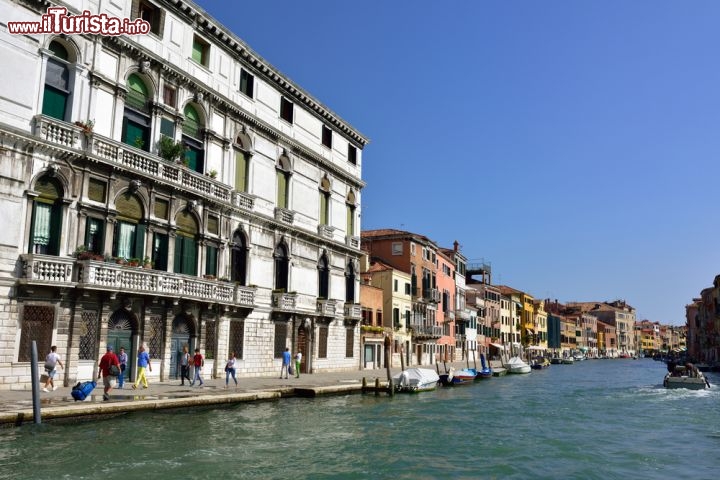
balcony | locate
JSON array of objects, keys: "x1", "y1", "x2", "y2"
[
  {"x1": 412, "y1": 324, "x2": 443, "y2": 339},
  {"x1": 231, "y1": 191, "x2": 255, "y2": 211},
  {"x1": 19, "y1": 254, "x2": 75, "y2": 286},
  {"x1": 234, "y1": 285, "x2": 257, "y2": 308},
  {"x1": 272, "y1": 291, "x2": 297, "y2": 310},
  {"x1": 456, "y1": 310, "x2": 471, "y2": 322},
  {"x1": 424, "y1": 288, "x2": 441, "y2": 303},
  {"x1": 76, "y1": 260, "x2": 239, "y2": 305},
  {"x1": 274, "y1": 207, "x2": 295, "y2": 224},
  {"x1": 317, "y1": 225, "x2": 334, "y2": 240},
  {"x1": 316, "y1": 298, "x2": 337, "y2": 316},
  {"x1": 345, "y1": 236, "x2": 360, "y2": 249},
  {"x1": 34, "y1": 115, "x2": 232, "y2": 205},
  {"x1": 344, "y1": 303, "x2": 361, "y2": 320}
]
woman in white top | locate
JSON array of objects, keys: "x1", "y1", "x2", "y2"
[
  {"x1": 294, "y1": 351, "x2": 302, "y2": 379},
  {"x1": 225, "y1": 351, "x2": 237, "y2": 388}
]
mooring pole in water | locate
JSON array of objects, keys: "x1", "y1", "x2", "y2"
[
  {"x1": 400, "y1": 345, "x2": 405, "y2": 372},
  {"x1": 31, "y1": 340, "x2": 41, "y2": 425},
  {"x1": 473, "y1": 348, "x2": 477, "y2": 370},
  {"x1": 384, "y1": 336, "x2": 394, "y2": 396}
]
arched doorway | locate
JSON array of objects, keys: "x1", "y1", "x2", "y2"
[
  {"x1": 108, "y1": 309, "x2": 136, "y2": 383},
  {"x1": 297, "y1": 322, "x2": 309, "y2": 374},
  {"x1": 170, "y1": 314, "x2": 194, "y2": 378}
]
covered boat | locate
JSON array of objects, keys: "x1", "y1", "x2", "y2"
[
  {"x1": 393, "y1": 368, "x2": 440, "y2": 393},
  {"x1": 663, "y1": 365, "x2": 710, "y2": 390},
  {"x1": 506, "y1": 356, "x2": 532, "y2": 374},
  {"x1": 439, "y1": 367, "x2": 476, "y2": 386}
]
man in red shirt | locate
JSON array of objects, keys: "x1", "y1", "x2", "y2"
[{"x1": 98, "y1": 345, "x2": 121, "y2": 401}]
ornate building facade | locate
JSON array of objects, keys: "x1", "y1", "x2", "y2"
[{"x1": 0, "y1": 0, "x2": 367, "y2": 389}]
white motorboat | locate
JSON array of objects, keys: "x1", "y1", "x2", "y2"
[
  {"x1": 393, "y1": 368, "x2": 440, "y2": 393},
  {"x1": 663, "y1": 365, "x2": 710, "y2": 390},
  {"x1": 506, "y1": 356, "x2": 532, "y2": 374}
]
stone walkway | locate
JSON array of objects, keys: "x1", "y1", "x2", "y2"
[{"x1": 0, "y1": 363, "x2": 468, "y2": 427}]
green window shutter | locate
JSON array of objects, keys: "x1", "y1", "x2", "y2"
[
  {"x1": 205, "y1": 245, "x2": 217, "y2": 276},
  {"x1": 133, "y1": 224, "x2": 146, "y2": 259},
  {"x1": 122, "y1": 119, "x2": 147, "y2": 149},
  {"x1": 174, "y1": 236, "x2": 183, "y2": 273},
  {"x1": 183, "y1": 106, "x2": 201, "y2": 138},
  {"x1": 160, "y1": 117, "x2": 175, "y2": 138},
  {"x1": 48, "y1": 203, "x2": 62, "y2": 255},
  {"x1": 320, "y1": 193, "x2": 328, "y2": 225},
  {"x1": 346, "y1": 205, "x2": 354, "y2": 235},
  {"x1": 277, "y1": 171, "x2": 287, "y2": 208},
  {"x1": 192, "y1": 39, "x2": 204, "y2": 64},
  {"x1": 183, "y1": 237, "x2": 197, "y2": 276},
  {"x1": 42, "y1": 86, "x2": 67, "y2": 120},
  {"x1": 235, "y1": 151, "x2": 247, "y2": 192},
  {"x1": 153, "y1": 233, "x2": 168, "y2": 271},
  {"x1": 184, "y1": 146, "x2": 199, "y2": 172}
]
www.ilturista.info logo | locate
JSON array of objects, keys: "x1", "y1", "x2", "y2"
[{"x1": 8, "y1": 7, "x2": 151, "y2": 36}]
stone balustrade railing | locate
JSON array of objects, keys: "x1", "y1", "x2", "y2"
[
  {"x1": 316, "y1": 299, "x2": 337, "y2": 316},
  {"x1": 344, "y1": 303, "x2": 361, "y2": 319},
  {"x1": 19, "y1": 254, "x2": 75, "y2": 285},
  {"x1": 34, "y1": 115, "x2": 232, "y2": 205}
]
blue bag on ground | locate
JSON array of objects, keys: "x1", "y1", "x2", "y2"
[{"x1": 71, "y1": 381, "x2": 97, "y2": 401}]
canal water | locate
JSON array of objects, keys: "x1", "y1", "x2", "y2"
[{"x1": 1, "y1": 359, "x2": 718, "y2": 479}]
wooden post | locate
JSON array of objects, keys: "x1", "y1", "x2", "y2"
[
  {"x1": 435, "y1": 361, "x2": 440, "y2": 374},
  {"x1": 375, "y1": 377, "x2": 380, "y2": 396},
  {"x1": 473, "y1": 349, "x2": 477, "y2": 370},
  {"x1": 384, "y1": 335, "x2": 394, "y2": 396}
]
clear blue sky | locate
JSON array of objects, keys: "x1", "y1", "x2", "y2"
[{"x1": 195, "y1": 0, "x2": 720, "y2": 325}]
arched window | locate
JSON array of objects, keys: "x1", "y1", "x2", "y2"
[
  {"x1": 346, "y1": 190, "x2": 356, "y2": 236},
  {"x1": 112, "y1": 192, "x2": 145, "y2": 261},
  {"x1": 174, "y1": 210, "x2": 199, "y2": 275},
  {"x1": 345, "y1": 261, "x2": 356, "y2": 303},
  {"x1": 276, "y1": 153, "x2": 291, "y2": 209},
  {"x1": 319, "y1": 176, "x2": 331, "y2": 226},
  {"x1": 42, "y1": 41, "x2": 71, "y2": 121},
  {"x1": 29, "y1": 175, "x2": 63, "y2": 255},
  {"x1": 182, "y1": 105, "x2": 204, "y2": 173},
  {"x1": 122, "y1": 74, "x2": 151, "y2": 151},
  {"x1": 318, "y1": 253, "x2": 329, "y2": 299},
  {"x1": 274, "y1": 241, "x2": 289, "y2": 291},
  {"x1": 231, "y1": 230, "x2": 248, "y2": 285}
]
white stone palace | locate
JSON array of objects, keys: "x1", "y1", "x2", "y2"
[{"x1": 0, "y1": 0, "x2": 368, "y2": 389}]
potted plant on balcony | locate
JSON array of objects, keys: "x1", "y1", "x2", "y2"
[
  {"x1": 143, "y1": 256, "x2": 153, "y2": 269},
  {"x1": 128, "y1": 257, "x2": 140, "y2": 267},
  {"x1": 74, "y1": 119, "x2": 94, "y2": 135},
  {"x1": 207, "y1": 169, "x2": 217, "y2": 179},
  {"x1": 156, "y1": 136, "x2": 187, "y2": 163}
]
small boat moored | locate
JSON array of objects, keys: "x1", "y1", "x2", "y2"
[
  {"x1": 393, "y1": 367, "x2": 441, "y2": 393},
  {"x1": 506, "y1": 356, "x2": 532, "y2": 374},
  {"x1": 439, "y1": 367, "x2": 477, "y2": 386}
]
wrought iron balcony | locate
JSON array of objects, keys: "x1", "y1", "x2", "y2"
[
  {"x1": 19, "y1": 254, "x2": 75, "y2": 286},
  {"x1": 34, "y1": 115, "x2": 233, "y2": 205},
  {"x1": 76, "y1": 260, "x2": 238, "y2": 305},
  {"x1": 316, "y1": 298, "x2": 337, "y2": 316}
]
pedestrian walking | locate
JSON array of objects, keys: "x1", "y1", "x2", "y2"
[
  {"x1": 179, "y1": 345, "x2": 191, "y2": 386},
  {"x1": 117, "y1": 346, "x2": 128, "y2": 389},
  {"x1": 280, "y1": 347, "x2": 291, "y2": 379},
  {"x1": 42, "y1": 345, "x2": 63, "y2": 392},
  {"x1": 225, "y1": 351, "x2": 238, "y2": 388},
  {"x1": 294, "y1": 351, "x2": 302, "y2": 379},
  {"x1": 132, "y1": 343, "x2": 151, "y2": 389},
  {"x1": 98, "y1": 344, "x2": 121, "y2": 401},
  {"x1": 190, "y1": 348, "x2": 204, "y2": 386}
]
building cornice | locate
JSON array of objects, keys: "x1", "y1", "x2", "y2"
[{"x1": 167, "y1": 0, "x2": 369, "y2": 148}]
